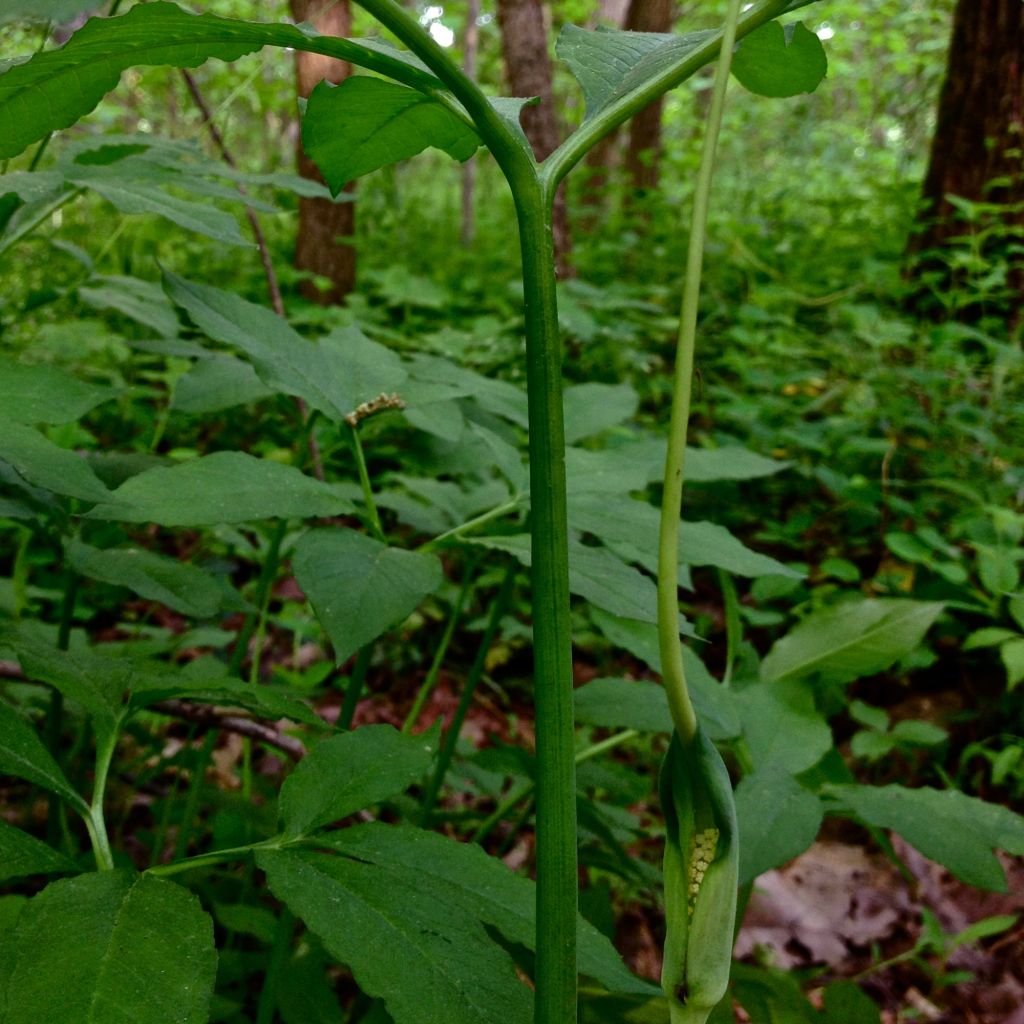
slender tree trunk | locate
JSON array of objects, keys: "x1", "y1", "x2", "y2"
[
  {"x1": 461, "y1": 0, "x2": 481, "y2": 248},
  {"x1": 624, "y1": 0, "x2": 676, "y2": 194},
  {"x1": 290, "y1": 0, "x2": 356, "y2": 305},
  {"x1": 496, "y1": 0, "x2": 573, "y2": 276},
  {"x1": 907, "y1": 0, "x2": 1024, "y2": 315}
]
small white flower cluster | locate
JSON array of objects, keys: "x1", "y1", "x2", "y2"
[{"x1": 687, "y1": 828, "x2": 719, "y2": 914}]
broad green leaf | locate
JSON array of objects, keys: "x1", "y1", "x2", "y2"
[
  {"x1": 556, "y1": 26, "x2": 713, "y2": 122},
  {"x1": 304, "y1": 76, "x2": 479, "y2": 193},
  {"x1": 565, "y1": 446, "x2": 650, "y2": 495},
  {"x1": 1, "y1": 871, "x2": 216, "y2": 1024},
  {"x1": 1002, "y1": 639, "x2": 1024, "y2": 690},
  {"x1": 0, "y1": 359, "x2": 116, "y2": 425},
  {"x1": 163, "y1": 272, "x2": 406, "y2": 421},
  {"x1": 473, "y1": 533, "x2": 660, "y2": 623},
  {"x1": 66, "y1": 538, "x2": 223, "y2": 618},
  {"x1": 0, "y1": 820, "x2": 78, "y2": 883},
  {"x1": 598, "y1": 437, "x2": 788, "y2": 485},
  {"x1": 0, "y1": 700, "x2": 87, "y2": 813},
  {"x1": 172, "y1": 355, "x2": 274, "y2": 415},
  {"x1": 0, "y1": 1, "x2": 102, "y2": 24},
  {"x1": 0, "y1": 418, "x2": 112, "y2": 503},
  {"x1": 9, "y1": 629, "x2": 127, "y2": 747},
  {"x1": 732, "y1": 964, "x2": 816, "y2": 1023},
  {"x1": 85, "y1": 451, "x2": 353, "y2": 525},
  {"x1": 736, "y1": 679, "x2": 831, "y2": 773},
  {"x1": 294, "y1": 530, "x2": 443, "y2": 664},
  {"x1": 259, "y1": 842, "x2": 533, "y2": 1024},
  {"x1": 260, "y1": 823, "x2": 652, "y2": 1024},
  {"x1": 585, "y1": 612, "x2": 739, "y2": 739},
  {"x1": 760, "y1": 599, "x2": 945, "y2": 685},
  {"x1": 829, "y1": 784, "x2": 1024, "y2": 892},
  {"x1": 821, "y1": 982, "x2": 882, "y2": 1024},
  {"x1": 0, "y1": 1, "x2": 442, "y2": 161},
  {"x1": 279, "y1": 726, "x2": 435, "y2": 838},
  {"x1": 735, "y1": 771, "x2": 822, "y2": 885},
  {"x1": 731, "y1": 21, "x2": 828, "y2": 98},
  {"x1": 67, "y1": 162, "x2": 249, "y2": 246},
  {"x1": 0, "y1": 171, "x2": 65, "y2": 203},
  {"x1": 568, "y1": 494, "x2": 799, "y2": 579},
  {"x1": 562, "y1": 382, "x2": 638, "y2": 444},
  {"x1": 79, "y1": 274, "x2": 180, "y2": 338},
  {"x1": 277, "y1": 945, "x2": 344, "y2": 1024}
]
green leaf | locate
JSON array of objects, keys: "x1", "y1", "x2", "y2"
[
  {"x1": 0, "y1": 701, "x2": 87, "y2": 813},
  {"x1": 731, "y1": 21, "x2": 828, "y2": 98},
  {"x1": 760, "y1": 599, "x2": 945, "y2": 685},
  {"x1": 821, "y1": 981, "x2": 882, "y2": 1024},
  {"x1": 171, "y1": 355, "x2": 274, "y2": 415},
  {"x1": 277, "y1": 945, "x2": 345, "y2": 1024},
  {"x1": 0, "y1": 871, "x2": 216, "y2": 1024},
  {"x1": 84, "y1": 451, "x2": 353, "y2": 525},
  {"x1": 0, "y1": 1, "x2": 442, "y2": 161},
  {"x1": 0, "y1": 418, "x2": 112, "y2": 503},
  {"x1": 8, "y1": 630, "x2": 127, "y2": 747},
  {"x1": 67, "y1": 161, "x2": 249, "y2": 246},
  {"x1": 278, "y1": 726, "x2": 435, "y2": 838},
  {"x1": 828, "y1": 784, "x2": 1024, "y2": 891},
  {"x1": 556, "y1": 26, "x2": 713, "y2": 122},
  {"x1": 259, "y1": 823, "x2": 652, "y2": 1024},
  {"x1": 0, "y1": 358, "x2": 117, "y2": 425},
  {"x1": 0, "y1": 820, "x2": 78, "y2": 884},
  {"x1": 303, "y1": 77, "x2": 479, "y2": 194},
  {"x1": 294, "y1": 530, "x2": 443, "y2": 664},
  {"x1": 734, "y1": 771, "x2": 822, "y2": 885},
  {"x1": 732, "y1": 964, "x2": 816, "y2": 1023},
  {"x1": 568, "y1": 494, "x2": 800, "y2": 580},
  {"x1": 66, "y1": 538, "x2": 224, "y2": 618},
  {"x1": 0, "y1": 1, "x2": 102, "y2": 24},
  {"x1": 79, "y1": 274, "x2": 181, "y2": 338},
  {"x1": 1002, "y1": 639, "x2": 1024, "y2": 690},
  {"x1": 163, "y1": 273, "x2": 406, "y2": 421},
  {"x1": 737, "y1": 679, "x2": 832, "y2": 774},
  {"x1": 562, "y1": 383, "x2": 638, "y2": 444}
]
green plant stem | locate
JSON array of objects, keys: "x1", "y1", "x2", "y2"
[
  {"x1": 173, "y1": 730, "x2": 218, "y2": 862},
  {"x1": 472, "y1": 730, "x2": 639, "y2": 845},
  {"x1": 256, "y1": 909, "x2": 295, "y2": 1024},
  {"x1": 418, "y1": 497, "x2": 523, "y2": 552},
  {"x1": 718, "y1": 569, "x2": 741, "y2": 688},
  {"x1": 229, "y1": 519, "x2": 288, "y2": 678},
  {"x1": 46, "y1": 571, "x2": 79, "y2": 846},
  {"x1": 541, "y1": 0, "x2": 790, "y2": 189},
  {"x1": 418, "y1": 565, "x2": 516, "y2": 826},
  {"x1": 338, "y1": 644, "x2": 373, "y2": 731},
  {"x1": 149, "y1": 835, "x2": 283, "y2": 878},
  {"x1": 349, "y1": 422, "x2": 385, "y2": 542},
  {"x1": 0, "y1": 187, "x2": 85, "y2": 259},
  {"x1": 515, "y1": 178, "x2": 578, "y2": 1024},
  {"x1": 402, "y1": 559, "x2": 477, "y2": 733},
  {"x1": 657, "y1": 0, "x2": 744, "y2": 746},
  {"x1": 83, "y1": 724, "x2": 119, "y2": 871}
]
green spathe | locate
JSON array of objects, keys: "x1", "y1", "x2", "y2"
[{"x1": 660, "y1": 730, "x2": 738, "y2": 1024}]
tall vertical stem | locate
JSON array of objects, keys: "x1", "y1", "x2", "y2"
[{"x1": 516, "y1": 178, "x2": 577, "y2": 1024}]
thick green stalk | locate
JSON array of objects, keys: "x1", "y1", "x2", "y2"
[
  {"x1": 349, "y1": 423, "x2": 386, "y2": 542},
  {"x1": 516, "y1": 177, "x2": 578, "y2": 1024},
  {"x1": 657, "y1": 0, "x2": 745, "y2": 747}
]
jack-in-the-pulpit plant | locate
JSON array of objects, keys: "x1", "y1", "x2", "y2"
[{"x1": 12, "y1": 4, "x2": 1022, "y2": 1024}]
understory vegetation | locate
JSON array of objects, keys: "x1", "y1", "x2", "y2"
[{"x1": 0, "y1": 1, "x2": 1022, "y2": 1022}]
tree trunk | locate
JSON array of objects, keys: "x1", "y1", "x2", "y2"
[
  {"x1": 496, "y1": 0, "x2": 573, "y2": 276},
  {"x1": 290, "y1": 0, "x2": 356, "y2": 305},
  {"x1": 907, "y1": 0, "x2": 1024, "y2": 314},
  {"x1": 624, "y1": 0, "x2": 676, "y2": 194}
]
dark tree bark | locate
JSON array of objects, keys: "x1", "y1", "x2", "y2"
[
  {"x1": 496, "y1": 0, "x2": 574, "y2": 276},
  {"x1": 907, "y1": 0, "x2": 1024, "y2": 312},
  {"x1": 623, "y1": 0, "x2": 676, "y2": 194},
  {"x1": 290, "y1": 0, "x2": 356, "y2": 305}
]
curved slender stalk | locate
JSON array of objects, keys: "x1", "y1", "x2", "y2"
[
  {"x1": 402, "y1": 559, "x2": 477, "y2": 733},
  {"x1": 541, "y1": 0, "x2": 791, "y2": 190},
  {"x1": 657, "y1": 0, "x2": 746, "y2": 745},
  {"x1": 352, "y1": 0, "x2": 534, "y2": 180}
]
